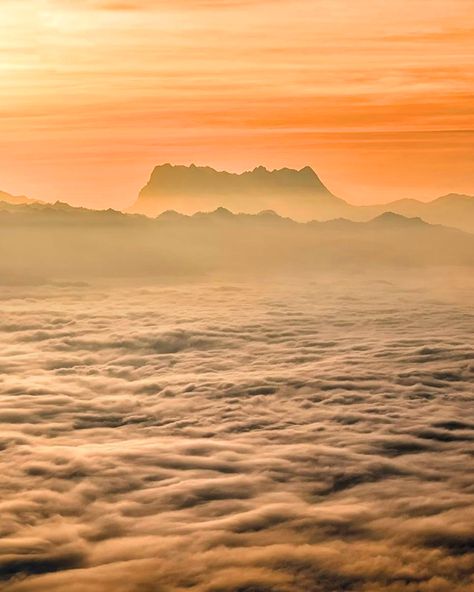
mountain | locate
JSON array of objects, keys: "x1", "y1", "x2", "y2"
[
  {"x1": 358, "y1": 193, "x2": 474, "y2": 233},
  {"x1": 128, "y1": 163, "x2": 349, "y2": 220},
  {"x1": 1, "y1": 200, "x2": 473, "y2": 284},
  {"x1": 127, "y1": 164, "x2": 474, "y2": 233},
  {"x1": 0, "y1": 199, "x2": 137, "y2": 226},
  {"x1": 366, "y1": 211, "x2": 427, "y2": 228},
  {"x1": 0, "y1": 189, "x2": 39, "y2": 206}
]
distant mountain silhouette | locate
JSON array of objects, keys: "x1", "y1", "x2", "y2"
[
  {"x1": 127, "y1": 164, "x2": 474, "y2": 233},
  {"x1": 128, "y1": 163, "x2": 348, "y2": 220},
  {"x1": 1, "y1": 200, "x2": 473, "y2": 284},
  {"x1": 0, "y1": 189, "x2": 39, "y2": 206},
  {"x1": 358, "y1": 193, "x2": 474, "y2": 233},
  {"x1": 367, "y1": 211, "x2": 428, "y2": 228}
]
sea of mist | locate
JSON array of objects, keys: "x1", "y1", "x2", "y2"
[{"x1": 1, "y1": 269, "x2": 473, "y2": 591}]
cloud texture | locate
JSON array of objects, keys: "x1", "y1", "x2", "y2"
[{"x1": 0, "y1": 272, "x2": 473, "y2": 591}]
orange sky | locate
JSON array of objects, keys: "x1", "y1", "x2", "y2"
[{"x1": 0, "y1": 0, "x2": 473, "y2": 208}]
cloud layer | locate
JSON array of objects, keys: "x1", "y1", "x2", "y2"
[{"x1": 0, "y1": 272, "x2": 473, "y2": 591}]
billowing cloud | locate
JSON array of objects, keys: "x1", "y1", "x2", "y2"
[{"x1": 0, "y1": 272, "x2": 473, "y2": 590}]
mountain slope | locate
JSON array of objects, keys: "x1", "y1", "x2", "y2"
[{"x1": 358, "y1": 193, "x2": 474, "y2": 233}]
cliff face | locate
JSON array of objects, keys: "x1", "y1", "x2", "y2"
[
  {"x1": 140, "y1": 164, "x2": 334, "y2": 195},
  {"x1": 128, "y1": 164, "x2": 350, "y2": 219}
]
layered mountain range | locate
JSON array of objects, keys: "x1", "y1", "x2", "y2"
[
  {"x1": 0, "y1": 189, "x2": 40, "y2": 206},
  {"x1": 1, "y1": 199, "x2": 473, "y2": 284},
  {"x1": 3, "y1": 164, "x2": 474, "y2": 233},
  {"x1": 128, "y1": 163, "x2": 341, "y2": 221},
  {"x1": 128, "y1": 164, "x2": 474, "y2": 233}
]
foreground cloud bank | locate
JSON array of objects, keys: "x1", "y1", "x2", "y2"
[{"x1": 1, "y1": 272, "x2": 473, "y2": 591}]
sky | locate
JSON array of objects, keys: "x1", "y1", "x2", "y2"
[{"x1": 0, "y1": 0, "x2": 473, "y2": 209}]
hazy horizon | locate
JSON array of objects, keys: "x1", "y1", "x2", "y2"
[{"x1": 2, "y1": 160, "x2": 473, "y2": 213}]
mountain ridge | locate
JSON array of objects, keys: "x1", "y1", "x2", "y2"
[
  {"x1": 0, "y1": 189, "x2": 40, "y2": 206},
  {"x1": 2, "y1": 199, "x2": 473, "y2": 283},
  {"x1": 2, "y1": 166, "x2": 474, "y2": 233},
  {"x1": 0, "y1": 198, "x2": 466, "y2": 235},
  {"x1": 127, "y1": 163, "x2": 474, "y2": 232},
  {"x1": 129, "y1": 163, "x2": 345, "y2": 219},
  {"x1": 141, "y1": 163, "x2": 336, "y2": 194}
]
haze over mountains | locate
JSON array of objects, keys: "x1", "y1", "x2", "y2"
[
  {"x1": 128, "y1": 164, "x2": 474, "y2": 233},
  {"x1": 0, "y1": 189, "x2": 39, "y2": 207},
  {"x1": 1, "y1": 199, "x2": 473, "y2": 285},
  {"x1": 2, "y1": 163, "x2": 474, "y2": 233},
  {"x1": 129, "y1": 163, "x2": 341, "y2": 221}
]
